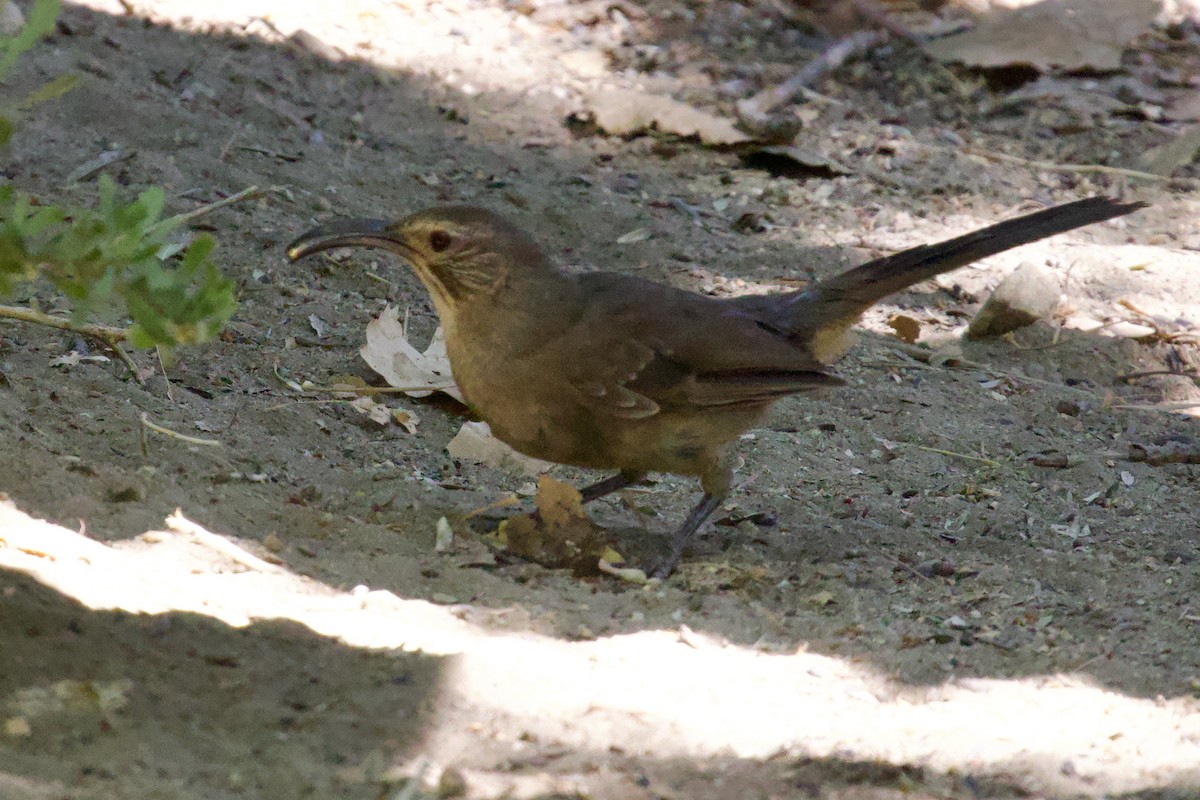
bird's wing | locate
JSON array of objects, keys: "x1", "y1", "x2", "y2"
[{"x1": 546, "y1": 274, "x2": 842, "y2": 417}]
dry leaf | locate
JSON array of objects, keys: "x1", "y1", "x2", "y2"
[
  {"x1": 888, "y1": 314, "x2": 921, "y2": 344},
  {"x1": 617, "y1": 227, "x2": 652, "y2": 244},
  {"x1": 446, "y1": 421, "x2": 552, "y2": 476},
  {"x1": 50, "y1": 352, "x2": 84, "y2": 367},
  {"x1": 349, "y1": 395, "x2": 392, "y2": 426},
  {"x1": 923, "y1": 0, "x2": 1157, "y2": 72},
  {"x1": 359, "y1": 305, "x2": 461, "y2": 401},
  {"x1": 308, "y1": 314, "x2": 328, "y2": 338},
  {"x1": 499, "y1": 475, "x2": 609, "y2": 574},
  {"x1": 585, "y1": 88, "x2": 750, "y2": 146},
  {"x1": 434, "y1": 516, "x2": 454, "y2": 552},
  {"x1": 597, "y1": 559, "x2": 650, "y2": 584},
  {"x1": 392, "y1": 408, "x2": 420, "y2": 434}
]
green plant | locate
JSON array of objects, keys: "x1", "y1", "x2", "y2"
[
  {"x1": 0, "y1": 0, "x2": 239, "y2": 355},
  {"x1": 0, "y1": 177, "x2": 238, "y2": 347}
]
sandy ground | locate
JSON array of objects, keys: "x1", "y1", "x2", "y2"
[{"x1": 2, "y1": 1, "x2": 1200, "y2": 798}]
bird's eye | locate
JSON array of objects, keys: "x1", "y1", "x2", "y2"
[{"x1": 429, "y1": 230, "x2": 452, "y2": 252}]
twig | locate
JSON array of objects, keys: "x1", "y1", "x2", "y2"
[
  {"x1": 0, "y1": 303, "x2": 125, "y2": 340},
  {"x1": 1115, "y1": 369, "x2": 1197, "y2": 384},
  {"x1": 1113, "y1": 400, "x2": 1200, "y2": 412},
  {"x1": 964, "y1": 148, "x2": 1171, "y2": 183},
  {"x1": 908, "y1": 444, "x2": 1002, "y2": 468},
  {"x1": 302, "y1": 384, "x2": 443, "y2": 395},
  {"x1": 846, "y1": 0, "x2": 972, "y2": 99},
  {"x1": 886, "y1": 342, "x2": 1101, "y2": 400},
  {"x1": 139, "y1": 412, "x2": 222, "y2": 447},
  {"x1": 0, "y1": 303, "x2": 142, "y2": 383},
  {"x1": 164, "y1": 185, "x2": 261, "y2": 228},
  {"x1": 157, "y1": 346, "x2": 175, "y2": 402},
  {"x1": 1116, "y1": 298, "x2": 1198, "y2": 343},
  {"x1": 164, "y1": 510, "x2": 284, "y2": 574},
  {"x1": 739, "y1": 30, "x2": 885, "y2": 118},
  {"x1": 365, "y1": 271, "x2": 399, "y2": 288},
  {"x1": 217, "y1": 129, "x2": 242, "y2": 163},
  {"x1": 237, "y1": 145, "x2": 302, "y2": 163}
]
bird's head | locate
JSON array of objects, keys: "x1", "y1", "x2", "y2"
[{"x1": 287, "y1": 206, "x2": 551, "y2": 317}]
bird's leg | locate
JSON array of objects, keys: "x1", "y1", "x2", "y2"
[
  {"x1": 650, "y1": 493, "x2": 723, "y2": 579},
  {"x1": 579, "y1": 470, "x2": 647, "y2": 503},
  {"x1": 649, "y1": 461, "x2": 731, "y2": 578}
]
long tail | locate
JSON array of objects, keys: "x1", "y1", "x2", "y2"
[{"x1": 738, "y1": 196, "x2": 1146, "y2": 360}]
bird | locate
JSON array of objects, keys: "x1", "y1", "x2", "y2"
[{"x1": 288, "y1": 196, "x2": 1146, "y2": 576}]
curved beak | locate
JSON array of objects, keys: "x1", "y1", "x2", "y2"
[{"x1": 286, "y1": 218, "x2": 413, "y2": 261}]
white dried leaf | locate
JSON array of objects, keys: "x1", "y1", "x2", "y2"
[
  {"x1": 585, "y1": 88, "x2": 750, "y2": 145},
  {"x1": 359, "y1": 305, "x2": 462, "y2": 401},
  {"x1": 392, "y1": 408, "x2": 420, "y2": 434},
  {"x1": 617, "y1": 227, "x2": 651, "y2": 244},
  {"x1": 446, "y1": 421, "x2": 552, "y2": 476},
  {"x1": 434, "y1": 516, "x2": 454, "y2": 552},
  {"x1": 308, "y1": 314, "x2": 328, "y2": 338},
  {"x1": 50, "y1": 352, "x2": 84, "y2": 367},
  {"x1": 350, "y1": 395, "x2": 392, "y2": 426}
]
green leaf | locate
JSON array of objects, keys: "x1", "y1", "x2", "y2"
[
  {"x1": 180, "y1": 234, "x2": 215, "y2": 271},
  {"x1": 17, "y1": 71, "x2": 78, "y2": 109},
  {"x1": 125, "y1": 322, "x2": 156, "y2": 349},
  {"x1": 97, "y1": 173, "x2": 115, "y2": 218},
  {"x1": 0, "y1": 114, "x2": 11, "y2": 147},
  {"x1": 134, "y1": 184, "x2": 164, "y2": 226}
]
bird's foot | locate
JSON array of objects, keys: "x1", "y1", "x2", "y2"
[{"x1": 647, "y1": 547, "x2": 684, "y2": 580}]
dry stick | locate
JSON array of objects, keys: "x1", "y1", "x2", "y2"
[
  {"x1": 963, "y1": 148, "x2": 1171, "y2": 183},
  {"x1": 1114, "y1": 400, "x2": 1200, "y2": 412},
  {"x1": 887, "y1": 342, "x2": 1100, "y2": 399},
  {"x1": 0, "y1": 302, "x2": 141, "y2": 380},
  {"x1": 1116, "y1": 369, "x2": 1198, "y2": 383},
  {"x1": 166, "y1": 184, "x2": 261, "y2": 227},
  {"x1": 301, "y1": 383, "x2": 450, "y2": 395},
  {"x1": 908, "y1": 444, "x2": 1002, "y2": 468},
  {"x1": 139, "y1": 411, "x2": 222, "y2": 447},
  {"x1": 739, "y1": 30, "x2": 885, "y2": 118},
  {"x1": 1117, "y1": 298, "x2": 1199, "y2": 343},
  {"x1": 846, "y1": 0, "x2": 973, "y2": 99}
]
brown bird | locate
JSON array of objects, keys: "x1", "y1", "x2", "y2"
[{"x1": 288, "y1": 197, "x2": 1145, "y2": 576}]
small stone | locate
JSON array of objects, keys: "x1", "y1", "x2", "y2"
[
  {"x1": 437, "y1": 766, "x2": 467, "y2": 797},
  {"x1": 967, "y1": 261, "x2": 1062, "y2": 338},
  {"x1": 1055, "y1": 399, "x2": 1086, "y2": 416},
  {"x1": 106, "y1": 483, "x2": 146, "y2": 503},
  {"x1": 0, "y1": 1, "x2": 24, "y2": 36}
]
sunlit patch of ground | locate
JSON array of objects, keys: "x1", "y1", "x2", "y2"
[{"x1": 3, "y1": 500, "x2": 1198, "y2": 797}]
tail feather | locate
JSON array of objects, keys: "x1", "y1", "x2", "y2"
[
  {"x1": 811, "y1": 197, "x2": 1145, "y2": 307},
  {"x1": 739, "y1": 197, "x2": 1146, "y2": 354}
]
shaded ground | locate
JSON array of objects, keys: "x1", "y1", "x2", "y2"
[{"x1": 1, "y1": 0, "x2": 1199, "y2": 797}]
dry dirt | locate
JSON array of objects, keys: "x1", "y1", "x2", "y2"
[{"x1": 2, "y1": 1, "x2": 1200, "y2": 798}]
